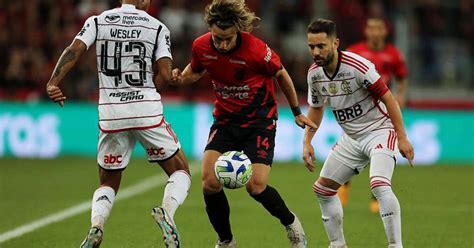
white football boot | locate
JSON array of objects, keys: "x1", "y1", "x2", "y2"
[
  {"x1": 80, "y1": 226, "x2": 103, "y2": 248},
  {"x1": 285, "y1": 213, "x2": 308, "y2": 248},
  {"x1": 215, "y1": 238, "x2": 237, "y2": 248},
  {"x1": 152, "y1": 207, "x2": 180, "y2": 248}
]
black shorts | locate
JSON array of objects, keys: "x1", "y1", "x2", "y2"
[{"x1": 205, "y1": 124, "x2": 275, "y2": 165}]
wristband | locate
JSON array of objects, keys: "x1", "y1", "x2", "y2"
[{"x1": 291, "y1": 106, "x2": 302, "y2": 116}]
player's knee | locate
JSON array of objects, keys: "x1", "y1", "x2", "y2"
[
  {"x1": 202, "y1": 174, "x2": 222, "y2": 194},
  {"x1": 246, "y1": 179, "x2": 267, "y2": 195},
  {"x1": 370, "y1": 176, "x2": 392, "y2": 199},
  {"x1": 313, "y1": 181, "x2": 338, "y2": 199}
]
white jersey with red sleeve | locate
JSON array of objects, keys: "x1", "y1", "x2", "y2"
[
  {"x1": 74, "y1": 4, "x2": 172, "y2": 132},
  {"x1": 307, "y1": 51, "x2": 393, "y2": 140}
]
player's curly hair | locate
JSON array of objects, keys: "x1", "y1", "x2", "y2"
[{"x1": 204, "y1": 0, "x2": 260, "y2": 32}]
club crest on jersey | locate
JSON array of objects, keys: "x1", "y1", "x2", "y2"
[
  {"x1": 105, "y1": 14, "x2": 121, "y2": 23},
  {"x1": 341, "y1": 81, "x2": 352, "y2": 94},
  {"x1": 329, "y1": 83, "x2": 338, "y2": 94}
]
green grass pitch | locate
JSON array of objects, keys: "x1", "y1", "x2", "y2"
[{"x1": 0, "y1": 157, "x2": 472, "y2": 247}]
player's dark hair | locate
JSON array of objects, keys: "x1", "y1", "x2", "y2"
[
  {"x1": 307, "y1": 19, "x2": 337, "y2": 38},
  {"x1": 204, "y1": 0, "x2": 260, "y2": 32}
]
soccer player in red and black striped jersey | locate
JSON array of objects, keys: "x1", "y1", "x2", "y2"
[{"x1": 171, "y1": 1, "x2": 316, "y2": 247}]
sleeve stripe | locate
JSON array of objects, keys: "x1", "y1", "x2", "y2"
[
  {"x1": 152, "y1": 25, "x2": 163, "y2": 62},
  {"x1": 341, "y1": 60, "x2": 367, "y2": 74},
  {"x1": 94, "y1": 17, "x2": 98, "y2": 41},
  {"x1": 342, "y1": 53, "x2": 369, "y2": 71}
]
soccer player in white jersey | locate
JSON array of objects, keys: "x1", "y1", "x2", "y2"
[
  {"x1": 302, "y1": 19, "x2": 414, "y2": 248},
  {"x1": 45, "y1": 1, "x2": 190, "y2": 247}
]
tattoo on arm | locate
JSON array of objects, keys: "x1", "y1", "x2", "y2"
[{"x1": 52, "y1": 48, "x2": 77, "y2": 78}]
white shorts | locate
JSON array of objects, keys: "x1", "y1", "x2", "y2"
[
  {"x1": 320, "y1": 129, "x2": 398, "y2": 184},
  {"x1": 97, "y1": 119, "x2": 181, "y2": 170}
]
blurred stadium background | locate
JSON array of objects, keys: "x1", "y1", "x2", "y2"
[{"x1": 0, "y1": 0, "x2": 473, "y2": 247}]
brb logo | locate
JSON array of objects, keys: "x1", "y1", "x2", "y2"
[
  {"x1": 333, "y1": 104, "x2": 363, "y2": 122},
  {"x1": 104, "y1": 154, "x2": 123, "y2": 164},
  {"x1": 147, "y1": 147, "x2": 166, "y2": 158}
]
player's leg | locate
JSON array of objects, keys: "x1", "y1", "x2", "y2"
[
  {"x1": 370, "y1": 154, "x2": 401, "y2": 247},
  {"x1": 135, "y1": 121, "x2": 191, "y2": 248},
  {"x1": 201, "y1": 124, "x2": 237, "y2": 246},
  {"x1": 365, "y1": 129, "x2": 402, "y2": 247},
  {"x1": 315, "y1": 134, "x2": 364, "y2": 248},
  {"x1": 315, "y1": 157, "x2": 357, "y2": 248},
  {"x1": 242, "y1": 128, "x2": 306, "y2": 247},
  {"x1": 81, "y1": 131, "x2": 134, "y2": 248}
]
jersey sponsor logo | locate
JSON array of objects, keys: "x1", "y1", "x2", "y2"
[
  {"x1": 311, "y1": 74, "x2": 324, "y2": 83},
  {"x1": 229, "y1": 59, "x2": 246, "y2": 65},
  {"x1": 146, "y1": 147, "x2": 165, "y2": 158},
  {"x1": 213, "y1": 83, "x2": 250, "y2": 99},
  {"x1": 109, "y1": 91, "x2": 145, "y2": 102},
  {"x1": 335, "y1": 71, "x2": 351, "y2": 78},
  {"x1": 122, "y1": 15, "x2": 150, "y2": 25},
  {"x1": 77, "y1": 23, "x2": 90, "y2": 36},
  {"x1": 341, "y1": 80, "x2": 352, "y2": 94},
  {"x1": 203, "y1": 54, "x2": 218, "y2": 60},
  {"x1": 311, "y1": 88, "x2": 320, "y2": 104},
  {"x1": 110, "y1": 29, "x2": 142, "y2": 39},
  {"x1": 104, "y1": 154, "x2": 123, "y2": 164},
  {"x1": 333, "y1": 104, "x2": 363, "y2": 122},
  {"x1": 328, "y1": 83, "x2": 338, "y2": 94},
  {"x1": 105, "y1": 14, "x2": 121, "y2": 23},
  {"x1": 363, "y1": 79, "x2": 372, "y2": 88},
  {"x1": 264, "y1": 44, "x2": 272, "y2": 62}
]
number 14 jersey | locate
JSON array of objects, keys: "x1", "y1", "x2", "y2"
[{"x1": 75, "y1": 4, "x2": 171, "y2": 132}]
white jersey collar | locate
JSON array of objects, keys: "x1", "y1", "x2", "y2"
[{"x1": 121, "y1": 4, "x2": 137, "y2": 10}]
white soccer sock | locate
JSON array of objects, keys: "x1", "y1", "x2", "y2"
[
  {"x1": 371, "y1": 184, "x2": 402, "y2": 248},
  {"x1": 162, "y1": 170, "x2": 191, "y2": 219},
  {"x1": 314, "y1": 182, "x2": 346, "y2": 247},
  {"x1": 91, "y1": 186, "x2": 115, "y2": 229}
]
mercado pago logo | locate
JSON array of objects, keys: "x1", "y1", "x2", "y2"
[{"x1": 0, "y1": 113, "x2": 60, "y2": 158}]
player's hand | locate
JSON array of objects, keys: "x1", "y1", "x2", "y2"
[
  {"x1": 170, "y1": 68, "x2": 183, "y2": 86},
  {"x1": 295, "y1": 114, "x2": 318, "y2": 130},
  {"x1": 46, "y1": 84, "x2": 66, "y2": 107},
  {"x1": 303, "y1": 143, "x2": 316, "y2": 172},
  {"x1": 398, "y1": 137, "x2": 414, "y2": 167}
]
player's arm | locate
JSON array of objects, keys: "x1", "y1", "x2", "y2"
[
  {"x1": 46, "y1": 39, "x2": 87, "y2": 106},
  {"x1": 380, "y1": 90, "x2": 414, "y2": 166},
  {"x1": 303, "y1": 106, "x2": 324, "y2": 172},
  {"x1": 153, "y1": 57, "x2": 172, "y2": 90},
  {"x1": 274, "y1": 67, "x2": 318, "y2": 130},
  {"x1": 171, "y1": 63, "x2": 206, "y2": 86},
  {"x1": 394, "y1": 77, "x2": 408, "y2": 108}
]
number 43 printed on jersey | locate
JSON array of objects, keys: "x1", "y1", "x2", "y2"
[{"x1": 100, "y1": 41, "x2": 147, "y2": 87}]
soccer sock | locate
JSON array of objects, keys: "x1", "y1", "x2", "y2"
[
  {"x1": 204, "y1": 190, "x2": 233, "y2": 242},
  {"x1": 91, "y1": 186, "x2": 115, "y2": 229},
  {"x1": 250, "y1": 185, "x2": 295, "y2": 226},
  {"x1": 162, "y1": 170, "x2": 191, "y2": 219},
  {"x1": 371, "y1": 182, "x2": 402, "y2": 247},
  {"x1": 314, "y1": 182, "x2": 346, "y2": 246}
]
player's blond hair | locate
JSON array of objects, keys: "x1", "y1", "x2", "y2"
[{"x1": 204, "y1": 0, "x2": 260, "y2": 32}]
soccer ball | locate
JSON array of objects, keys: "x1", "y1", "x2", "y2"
[{"x1": 214, "y1": 151, "x2": 253, "y2": 189}]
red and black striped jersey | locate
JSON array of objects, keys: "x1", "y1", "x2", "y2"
[{"x1": 191, "y1": 32, "x2": 281, "y2": 128}]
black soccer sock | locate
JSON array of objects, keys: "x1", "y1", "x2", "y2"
[
  {"x1": 251, "y1": 185, "x2": 295, "y2": 226},
  {"x1": 204, "y1": 190, "x2": 233, "y2": 242}
]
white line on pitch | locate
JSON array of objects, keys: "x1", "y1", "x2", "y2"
[{"x1": 0, "y1": 166, "x2": 198, "y2": 244}]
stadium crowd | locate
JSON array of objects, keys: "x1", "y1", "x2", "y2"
[{"x1": 0, "y1": 0, "x2": 471, "y2": 102}]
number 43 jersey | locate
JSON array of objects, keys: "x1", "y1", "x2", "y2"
[
  {"x1": 307, "y1": 51, "x2": 394, "y2": 140},
  {"x1": 75, "y1": 4, "x2": 171, "y2": 132}
]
